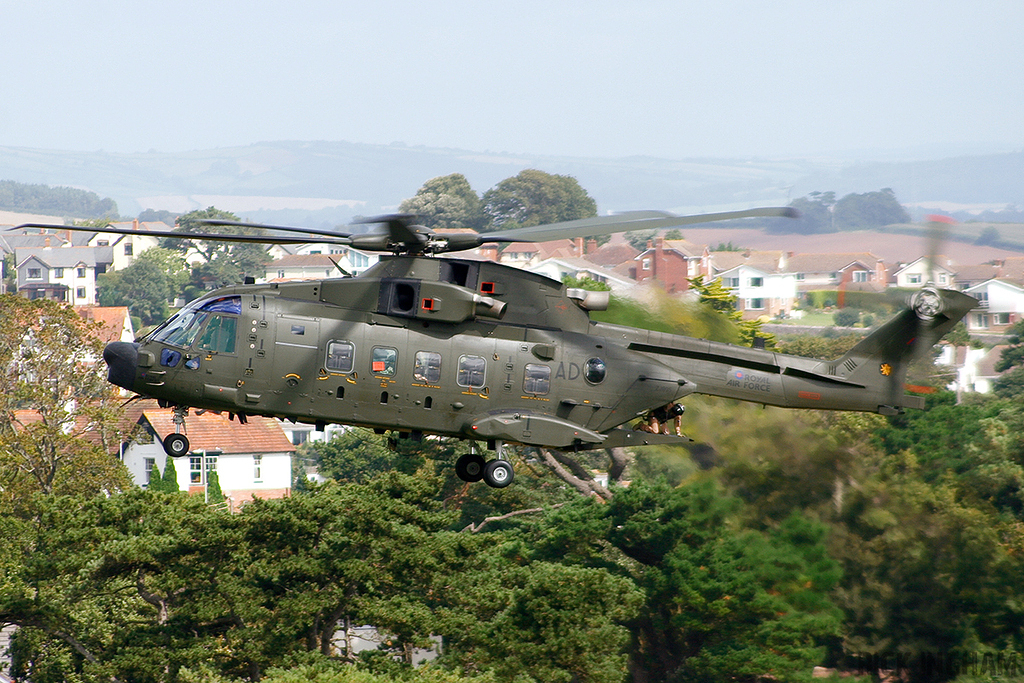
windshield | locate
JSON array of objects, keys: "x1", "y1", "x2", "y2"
[{"x1": 148, "y1": 296, "x2": 241, "y2": 349}]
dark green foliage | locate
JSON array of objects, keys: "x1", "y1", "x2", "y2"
[
  {"x1": 480, "y1": 169, "x2": 596, "y2": 230},
  {"x1": 398, "y1": 173, "x2": 487, "y2": 231},
  {"x1": 0, "y1": 179, "x2": 118, "y2": 218},
  {"x1": 833, "y1": 308, "x2": 861, "y2": 327},
  {"x1": 781, "y1": 191, "x2": 836, "y2": 234},
  {"x1": 97, "y1": 255, "x2": 171, "y2": 325},
  {"x1": 833, "y1": 188, "x2": 910, "y2": 229}
]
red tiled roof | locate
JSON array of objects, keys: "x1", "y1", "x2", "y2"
[
  {"x1": 133, "y1": 401, "x2": 295, "y2": 454},
  {"x1": 75, "y1": 306, "x2": 132, "y2": 343}
]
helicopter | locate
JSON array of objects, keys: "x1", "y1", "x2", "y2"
[{"x1": 14, "y1": 208, "x2": 976, "y2": 488}]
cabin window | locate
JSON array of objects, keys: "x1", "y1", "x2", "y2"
[
  {"x1": 584, "y1": 357, "x2": 607, "y2": 384},
  {"x1": 457, "y1": 355, "x2": 486, "y2": 388},
  {"x1": 523, "y1": 364, "x2": 551, "y2": 395},
  {"x1": 326, "y1": 341, "x2": 355, "y2": 373},
  {"x1": 197, "y1": 315, "x2": 238, "y2": 354},
  {"x1": 414, "y1": 351, "x2": 442, "y2": 383},
  {"x1": 371, "y1": 346, "x2": 397, "y2": 376}
]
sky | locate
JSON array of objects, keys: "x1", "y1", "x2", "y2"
[{"x1": 2, "y1": 0, "x2": 1023, "y2": 160}]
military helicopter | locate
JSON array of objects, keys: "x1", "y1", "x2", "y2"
[{"x1": 14, "y1": 208, "x2": 976, "y2": 488}]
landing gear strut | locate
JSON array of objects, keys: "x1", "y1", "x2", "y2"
[
  {"x1": 455, "y1": 441, "x2": 515, "y2": 488},
  {"x1": 161, "y1": 406, "x2": 190, "y2": 457}
]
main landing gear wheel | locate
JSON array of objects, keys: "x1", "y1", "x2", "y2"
[
  {"x1": 162, "y1": 432, "x2": 190, "y2": 458},
  {"x1": 483, "y1": 459, "x2": 514, "y2": 488},
  {"x1": 455, "y1": 453, "x2": 485, "y2": 482}
]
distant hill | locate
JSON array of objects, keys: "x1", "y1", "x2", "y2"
[{"x1": 0, "y1": 142, "x2": 1021, "y2": 225}]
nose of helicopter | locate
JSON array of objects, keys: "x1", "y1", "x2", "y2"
[{"x1": 103, "y1": 341, "x2": 139, "y2": 391}]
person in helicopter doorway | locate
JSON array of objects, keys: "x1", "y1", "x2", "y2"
[{"x1": 640, "y1": 401, "x2": 685, "y2": 436}]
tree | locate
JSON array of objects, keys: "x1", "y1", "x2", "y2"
[
  {"x1": 97, "y1": 255, "x2": 171, "y2": 325},
  {"x1": 995, "y1": 319, "x2": 1024, "y2": 373},
  {"x1": 782, "y1": 191, "x2": 836, "y2": 234},
  {"x1": 0, "y1": 295, "x2": 133, "y2": 509},
  {"x1": 398, "y1": 173, "x2": 486, "y2": 230},
  {"x1": 170, "y1": 207, "x2": 271, "y2": 300},
  {"x1": 481, "y1": 170, "x2": 596, "y2": 230},
  {"x1": 833, "y1": 188, "x2": 910, "y2": 229},
  {"x1": 689, "y1": 275, "x2": 776, "y2": 348}
]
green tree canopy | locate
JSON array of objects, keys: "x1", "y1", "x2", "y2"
[
  {"x1": 481, "y1": 170, "x2": 597, "y2": 230},
  {"x1": 833, "y1": 188, "x2": 910, "y2": 229},
  {"x1": 170, "y1": 207, "x2": 272, "y2": 300},
  {"x1": 398, "y1": 173, "x2": 487, "y2": 230}
]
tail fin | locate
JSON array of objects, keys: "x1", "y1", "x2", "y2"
[{"x1": 835, "y1": 288, "x2": 976, "y2": 412}]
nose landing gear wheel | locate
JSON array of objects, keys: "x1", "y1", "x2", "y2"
[
  {"x1": 455, "y1": 453, "x2": 486, "y2": 482},
  {"x1": 162, "y1": 433, "x2": 190, "y2": 458},
  {"x1": 483, "y1": 459, "x2": 514, "y2": 488}
]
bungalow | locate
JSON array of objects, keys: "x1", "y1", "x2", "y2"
[
  {"x1": 890, "y1": 256, "x2": 956, "y2": 289},
  {"x1": 122, "y1": 402, "x2": 295, "y2": 510}
]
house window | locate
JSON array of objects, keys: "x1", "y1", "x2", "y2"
[
  {"x1": 939, "y1": 273, "x2": 948, "y2": 285},
  {"x1": 76, "y1": 287, "x2": 86, "y2": 299},
  {"x1": 190, "y1": 456, "x2": 203, "y2": 484},
  {"x1": 972, "y1": 313, "x2": 989, "y2": 328},
  {"x1": 253, "y1": 455, "x2": 262, "y2": 482},
  {"x1": 975, "y1": 292, "x2": 989, "y2": 308},
  {"x1": 124, "y1": 243, "x2": 133, "y2": 256},
  {"x1": 27, "y1": 267, "x2": 42, "y2": 279},
  {"x1": 144, "y1": 457, "x2": 156, "y2": 485},
  {"x1": 796, "y1": 273, "x2": 805, "y2": 281},
  {"x1": 413, "y1": 351, "x2": 442, "y2": 384},
  {"x1": 77, "y1": 267, "x2": 86, "y2": 278},
  {"x1": 278, "y1": 270, "x2": 285, "y2": 278},
  {"x1": 53, "y1": 267, "x2": 64, "y2": 278},
  {"x1": 728, "y1": 277, "x2": 740, "y2": 288},
  {"x1": 995, "y1": 313, "x2": 1011, "y2": 325},
  {"x1": 457, "y1": 355, "x2": 486, "y2": 388},
  {"x1": 747, "y1": 298, "x2": 765, "y2": 310},
  {"x1": 853, "y1": 270, "x2": 869, "y2": 282},
  {"x1": 908, "y1": 273, "x2": 922, "y2": 284},
  {"x1": 326, "y1": 341, "x2": 355, "y2": 373},
  {"x1": 749, "y1": 277, "x2": 764, "y2": 287},
  {"x1": 642, "y1": 258, "x2": 651, "y2": 271}
]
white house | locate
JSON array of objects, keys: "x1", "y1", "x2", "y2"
[
  {"x1": 963, "y1": 279, "x2": 1022, "y2": 332},
  {"x1": 526, "y1": 257, "x2": 637, "y2": 295},
  {"x1": 938, "y1": 344, "x2": 1009, "y2": 394},
  {"x1": 891, "y1": 256, "x2": 956, "y2": 289},
  {"x1": 277, "y1": 246, "x2": 378, "y2": 277},
  {"x1": 15, "y1": 245, "x2": 112, "y2": 305},
  {"x1": 122, "y1": 402, "x2": 295, "y2": 510},
  {"x1": 89, "y1": 220, "x2": 164, "y2": 271}
]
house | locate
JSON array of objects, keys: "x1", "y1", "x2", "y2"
[
  {"x1": 890, "y1": 255, "x2": 956, "y2": 289},
  {"x1": 963, "y1": 279, "x2": 1024, "y2": 332},
  {"x1": 281, "y1": 245, "x2": 378, "y2": 276},
  {"x1": 938, "y1": 344, "x2": 1009, "y2": 394},
  {"x1": 75, "y1": 305, "x2": 135, "y2": 343},
  {"x1": 707, "y1": 250, "x2": 797, "y2": 319},
  {"x1": 954, "y1": 263, "x2": 1002, "y2": 292},
  {"x1": 499, "y1": 239, "x2": 578, "y2": 269},
  {"x1": 526, "y1": 257, "x2": 637, "y2": 295},
  {"x1": 89, "y1": 220, "x2": 164, "y2": 271},
  {"x1": 122, "y1": 402, "x2": 295, "y2": 510},
  {"x1": 784, "y1": 252, "x2": 887, "y2": 292},
  {"x1": 630, "y1": 237, "x2": 704, "y2": 293},
  {"x1": 15, "y1": 244, "x2": 112, "y2": 305},
  {"x1": 266, "y1": 253, "x2": 348, "y2": 281}
]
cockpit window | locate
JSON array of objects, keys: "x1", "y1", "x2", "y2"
[
  {"x1": 200, "y1": 296, "x2": 242, "y2": 314},
  {"x1": 197, "y1": 315, "x2": 237, "y2": 354},
  {"x1": 152, "y1": 310, "x2": 210, "y2": 348},
  {"x1": 150, "y1": 296, "x2": 242, "y2": 350}
]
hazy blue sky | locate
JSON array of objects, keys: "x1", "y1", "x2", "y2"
[{"x1": 3, "y1": 0, "x2": 1022, "y2": 160}]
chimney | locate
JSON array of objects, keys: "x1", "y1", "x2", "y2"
[
  {"x1": 574, "y1": 237, "x2": 584, "y2": 258},
  {"x1": 586, "y1": 238, "x2": 597, "y2": 254},
  {"x1": 133, "y1": 219, "x2": 139, "y2": 231},
  {"x1": 44, "y1": 237, "x2": 51, "y2": 248}
]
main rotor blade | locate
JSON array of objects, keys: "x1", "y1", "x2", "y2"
[
  {"x1": 10, "y1": 222, "x2": 351, "y2": 246},
  {"x1": 198, "y1": 219, "x2": 353, "y2": 241},
  {"x1": 482, "y1": 206, "x2": 798, "y2": 244}
]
